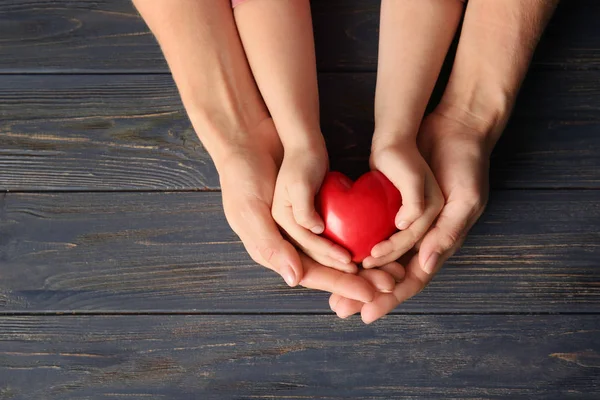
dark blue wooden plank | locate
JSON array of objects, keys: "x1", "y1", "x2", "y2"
[
  {"x1": 0, "y1": 0, "x2": 596, "y2": 72},
  {"x1": 1, "y1": 315, "x2": 599, "y2": 399},
  {"x1": 1, "y1": 191, "x2": 599, "y2": 313}
]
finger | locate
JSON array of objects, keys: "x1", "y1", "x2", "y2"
[
  {"x1": 365, "y1": 175, "x2": 443, "y2": 267},
  {"x1": 378, "y1": 261, "x2": 407, "y2": 282},
  {"x1": 359, "y1": 269, "x2": 395, "y2": 294},
  {"x1": 299, "y1": 254, "x2": 375, "y2": 303},
  {"x1": 333, "y1": 297, "x2": 364, "y2": 319},
  {"x1": 371, "y1": 150, "x2": 425, "y2": 230},
  {"x1": 418, "y1": 197, "x2": 484, "y2": 274},
  {"x1": 287, "y1": 181, "x2": 325, "y2": 234},
  {"x1": 330, "y1": 267, "x2": 398, "y2": 319},
  {"x1": 329, "y1": 293, "x2": 343, "y2": 312},
  {"x1": 361, "y1": 256, "x2": 430, "y2": 324},
  {"x1": 234, "y1": 200, "x2": 303, "y2": 287},
  {"x1": 273, "y1": 205, "x2": 356, "y2": 272},
  {"x1": 394, "y1": 173, "x2": 425, "y2": 230}
]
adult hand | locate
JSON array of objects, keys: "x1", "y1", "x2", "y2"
[{"x1": 134, "y1": 0, "x2": 396, "y2": 301}]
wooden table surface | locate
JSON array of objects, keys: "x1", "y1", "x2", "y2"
[{"x1": 1, "y1": 1, "x2": 599, "y2": 399}]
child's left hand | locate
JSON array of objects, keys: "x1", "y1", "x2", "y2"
[
  {"x1": 271, "y1": 146, "x2": 359, "y2": 274},
  {"x1": 362, "y1": 137, "x2": 444, "y2": 270}
]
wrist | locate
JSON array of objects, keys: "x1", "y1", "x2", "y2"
[
  {"x1": 371, "y1": 130, "x2": 418, "y2": 154},
  {"x1": 281, "y1": 131, "x2": 328, "y2": 159},
  {"x1": 190, "y1": 111, "x2": 283, "y2": 171},
  {"x1": 435, "y1": 88, "x2": 513, "y2": 154}
]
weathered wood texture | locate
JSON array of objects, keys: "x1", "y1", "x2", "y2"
[
  {"x1": 2, "y1": 191, "x2": 599, "y2": 313},
  {"x1": 2, "y1": 71, "x2": 600, "y2": 191},
  {"x1": 0, "y1": 0, "x2": 596, "y2": 72},
  {"x1": 1, "y1": 315, "x2": 599, "y2": 400}
]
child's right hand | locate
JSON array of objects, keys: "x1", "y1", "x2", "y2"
[{"x1": 271, "y1": 146, "x2": 358, "y2": 274}]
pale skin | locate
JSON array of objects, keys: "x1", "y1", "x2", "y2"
[
  {"x1": 331, "y1": 0, "x2": 560, "y2": 323},
  {"x1": 132, "y1": 0, "x2": 395, "y2": 303},
  {"x1": 134, "y1": 0, "x2": 558, "y2": 324},
  {"x1": 234, "y1": 0, "x2": 360, "y2": 275}
]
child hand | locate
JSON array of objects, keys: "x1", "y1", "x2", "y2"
[
  {"x1": 362, "y1": 138, "x2": 444, "y2": 269},
  {"x1": 271, "y1": 146, "x2": 358, "y2": 274}
]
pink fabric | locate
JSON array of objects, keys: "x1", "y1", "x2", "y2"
[{"x1": 232, "y1": 0, "x2": 248, "y2": 7}]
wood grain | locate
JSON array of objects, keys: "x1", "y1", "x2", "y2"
[
  {"x1": 0, "y1": 74, "x2": 216, "y2": 191},
  {"x1": 1, "y1": 315, "x2": 599, "y2": 399},
  {"x1": 0, "y1": 0, "x2": 597, "y2": 72},
  {"x1": 1, "y1": 191, "x2": 599, "y2": 313},
  {"x1": 2, "y1": 71, "x2": 600, "y2": 191}
]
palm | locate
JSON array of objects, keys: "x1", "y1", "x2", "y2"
[{"x1": 330, "y1": 112, "x2": 492, "y2": 323}]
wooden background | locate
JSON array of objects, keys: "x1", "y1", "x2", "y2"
[{"x1": 1, "y1": 0, "x2": 599, "y2": 398}]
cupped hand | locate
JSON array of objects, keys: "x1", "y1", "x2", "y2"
[
  {"x1": 217, "y1": 118, "x2": 394, "y2": 298},
  {"x1": 329, "y1": 110, "x2": 492, "y2": 323},
  {"x1": 271, "y1": 144, "x2": 358, "y2": 274},
  {"x1": 362, "y1": 138, "x2": 444, "y2": 269}
]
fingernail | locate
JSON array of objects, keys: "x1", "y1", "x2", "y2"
[
  {"x1": 371, "y1": 247, "x2": 385, "y2": 258},
  {"x1": 377, "y1": 286, "x2": 393, "y2": 294},
  {"x1": 396, "y1": 219, "x2": 410, "y2": 230},
  {"x1": 330, "y1": 297, "x2": 341, "y2": 312},
  {"x1": 310, "y1": 225, "x2": 325, "y2": 234},
  {"x1": 362, "y1": 315, "x2": 377, "y2": 325},
  {"x1": 334, "y1": 252, "x2": 351, "y2": 264},
  {"x1": 282, "y1": 267, "x2": 297, "y2": 287},
  {"x1": 423, "y1": 252, "x2": 441, "y2": 274},
  {"x1": 337, "y1": 311, "x2": 351, "y2": 319}
]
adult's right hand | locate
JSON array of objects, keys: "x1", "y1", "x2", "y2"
[{"x1": 216, "y1": 118, "x2": 394, "y2": 302}]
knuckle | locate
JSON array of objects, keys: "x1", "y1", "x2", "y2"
[
  {"x1": 256, "y1": 244, "x2": 278, "y2": 266},
  {"x1": 464, "y1": 189, "x2": 487, "y2": 210},
  {"x1": 442, "y1": 226, "x2": 463, "y2": 248},
  {"x1": 293, "y1": 209, "x2": 314, "y2": 227}
]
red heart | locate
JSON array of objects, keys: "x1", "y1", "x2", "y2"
[{"x1": 317, "y1": 171, "x2": 402, "y2": 263}]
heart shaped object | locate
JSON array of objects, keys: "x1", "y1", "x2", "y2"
[{"x1": 316, "y1": 171, "x2": 402, "y2": 263}]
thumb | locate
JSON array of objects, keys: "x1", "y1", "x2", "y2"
[
  {"x1": 287, "y1": 180, "x2": 325, "y2": 234},
  {"x1": 417, "y1": 199, "x2": 479, "y2": 275},
  {"x1": 371, "y1": 150, "x2": 425, "y2": 230},
  {"x1": 234, "y1": 201, "x2": 303, "y2": 286}
]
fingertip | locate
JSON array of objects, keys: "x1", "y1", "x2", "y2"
[
  {"x1": 395, "y1": 210, "x2": 418, "y2": 230},
  {"x1": 371, "y1": 240, "x2": 393, "y2": 258},
  {"x1": 422, "y1": 251, "x2": 441, "y2": 275},
  {"x1": 334, "y1": 298, "x2": 362, "y2": 319},
  {"x1": 342, "y1": 262, "x2": 359, "y2": 274},
  {"x1": 334, "y1": 251, "x2": 352, "y2": 265},
  {"x1": 396, "y1": 219, "x2": 411, "y2": 231},
  {"x1": 362, "y1": 256, "x2": 376, "y2": 269},
  {"x1": 310, "y1": 224, "x2": 325, "y2": 234},
  {"x1": 281, "y1": 242, "x2": 303, "y2": 285},
  {"x1": 282, "y1": 268, "x2": 297, "y2": 287},
  {"x1": 359, "y1": 269, "x2": 395, "y2": 294},
  {"x1": 329, "y1": 294, "x2": 342, "y2": 312},
  {"x1": 361, "y1": 306, "x2": 380, "y2": 325},
  {"x1": 292, "y1": 203, "x2": 324, "y2": 234}
]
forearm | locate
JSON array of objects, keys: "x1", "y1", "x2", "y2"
[
  {"x1": 234, "y1": 0, "x2": 324, "y2": 152},
  {"x1": 374, "y1": 0, "x2": 464, "y2": 146},
  {"x1": 133, "y1": 0, "x2": 270, "y2": 164},
  {"x1": 437, "y1": 0, "x2": 560, "y2": 150}
]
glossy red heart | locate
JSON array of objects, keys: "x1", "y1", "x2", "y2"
[{"x1": 316, "y1": 171, "x2": 402, "y2": 263}]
